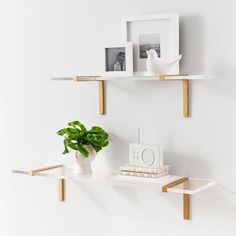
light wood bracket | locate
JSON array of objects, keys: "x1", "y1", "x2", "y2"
[
  {"x1": 160, "y1": 75, "x2": 190, "y2": 117},
  {"x1": 183, "y1": 193, "x2": 190, "y2": 220},
  {"x1": 159, "y1": 75, "x2": 166, "y2": 81},
  {"x1": 58, "y1": 179, "x2": 65, "y2": 202},
  {"x1": 162, "y1": 177, "x2": 190, "y2": 220},
  {"x1": 182, "y1": 79, "x2": 189, "y2": 117},
  {"x1": 72, "y1": 76, "x2": 105, "y2": 115},
  {"x1": 162, "y1": 177, "x2": 189, "y2": 192},
  {"x1": 72, "y1": 76, "x2": 100, "y2": 81},
  {"x1": 28, "y1": 164, "x2": 65, "y2": 202},
  {"x1": 98, "y1": 80, "x2": 105, "y2": 114},
  {"x1": 28, "y1": 164, "x2": 63, "y2": 176}
]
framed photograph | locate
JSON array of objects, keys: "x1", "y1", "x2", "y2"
[
  {"x1": 122, "y1": 13, "x2": 179, "y2": 76},
  {"x1": 102, "y1": 42, "x2": 133, "y2": 77}
]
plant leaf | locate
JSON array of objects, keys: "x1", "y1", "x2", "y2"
[
  {"x1": 57, "y1": 120, "x2": 109, "y2": 155},
  {"x1": 77, "y1": 144, "x2": 89, "y2": 157}
]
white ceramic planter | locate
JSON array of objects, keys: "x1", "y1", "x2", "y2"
[{"x1": 74, "y1": 145, "x2": 96, "y2": 175}]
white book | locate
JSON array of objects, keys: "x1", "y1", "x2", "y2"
[
  {"x1": 120, "y1": 164, "x2": 171, "y2": 174},
  {"x1": 110, "y1": 174, "x2": 180, "y2": 185},
  {"x1": 120, "y1": 171, "x2": 169, "y2": 178}
]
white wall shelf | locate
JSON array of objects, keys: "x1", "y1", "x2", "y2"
[
  {"x1": 52, "y1": 74, "x2": 214, "y2": 117},
  {"x1": 52, "y1": 74, "x2": 214, "y2": 81},
  {"x1": 13, "y1": 164, "x2": 215, "y2": 220}
]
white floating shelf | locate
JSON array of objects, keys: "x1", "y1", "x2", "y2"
[
  {"x1": 12, "y1": 165, "x2": 215, "y2": 220},
  {"x1": 168, "y1": 178, "x2": 216, "y2": 195},
  {"x1": 102, "y1": 74, "x2": 215, "y2": 81},
  {"x1": 109, "y1": 174, "x2": 215, "y2": 195},
  {"x1": 51, "y1": 74, "x2": 215, "y2": 81}
]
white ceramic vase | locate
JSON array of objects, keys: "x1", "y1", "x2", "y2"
[{"x1": 74, "y1": 145, "x2": 96, "y2": 175}]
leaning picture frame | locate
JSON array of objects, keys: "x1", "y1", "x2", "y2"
[
  {"x1": 102, "y1": 42, "x2": 133, "y2": 77},
  {"x1": 122, "y1": 13, "x2": 179, "y2": 76}
]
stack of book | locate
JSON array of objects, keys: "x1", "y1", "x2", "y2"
[{"x1": 119, "y1": 165, "x2": 171, "y2": 178}]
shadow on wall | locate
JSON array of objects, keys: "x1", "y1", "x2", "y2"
[
  {"x1": 199, "y1": 184, "x2": 236, "y2": 221},
  {"x1": 70, "y1": 178, "x2": 236, "y2": 222},
  {"x1": 180, "y1": 15, "x2": 206, "y2": 74},
  {"x1": 104, "y1": 132, "x2": 130, "y2": 169},
  {"x1": 180, "y1": 15, "x2": 236, "y2": 97},
  {"x1": 73, "y1": 182, "x2": 112, "y2": 215},
  {"x1": 217, "y1": 173, "x2": 236, "y2": 197},
  {"x1": 164, "y1": 151, "x2": 213, "y2": 179}
]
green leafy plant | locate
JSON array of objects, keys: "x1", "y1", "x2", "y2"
[{"x1": 57, "y1": 120, "x2": 109, "y2": 158}]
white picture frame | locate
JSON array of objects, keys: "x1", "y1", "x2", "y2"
[
  {"x1": 122, "y1": 13, "x2": 179, "y2": 76},
  {"x1": 102, "y1": 42, "x2": 133, "y2": 77}
]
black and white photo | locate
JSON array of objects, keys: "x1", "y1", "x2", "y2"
[
  {"x1": 139, "y1": 33, "x2": 161, "y2": 58},
  {"x1": 102, "y1": 42, "x2": 133, "y2": 77},
  {"x1": 105, "y1": 47, "x2": 126, "y2": 72}
]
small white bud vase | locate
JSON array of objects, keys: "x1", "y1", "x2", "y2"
[{"x1": 74, "y1": 145, "x2": 96, "y2": 175}]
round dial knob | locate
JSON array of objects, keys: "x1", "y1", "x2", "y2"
[{"x1": 141, "y1": 148, "x2": 155, "y2": 166}]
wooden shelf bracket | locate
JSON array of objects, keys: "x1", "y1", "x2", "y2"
[
  {"x1": 182, "y1": 79, "x2": 189, "y2": 117},
  {"x1": 98, "y1": 80, "x2": 105, "y2": 115},
  {"x1": 28, "y1": 164, "x2": 65, "y2": 202},
  {"x1": 183, "y1": 193, "x2": 190, "y2": 220},
  {"x1": 160, "y1": 75, "x2": 190, "y2": 117},
  {"x1": 72, "y1": 76, "x2": 105, "y2": 115},
  {"x1": 162, "y1": 177, "x2": 190, "y2": 220},
  {"x1": 58, "y1": 179, "x2": 65, "y2": 202}
]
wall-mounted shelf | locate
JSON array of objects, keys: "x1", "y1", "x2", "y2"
[
  {"x1": 52, "y1": 74, "x2": 214, "y2": 117},
  {"x1": 13, "y1": 164, "x2": 215, "y2": 220}
]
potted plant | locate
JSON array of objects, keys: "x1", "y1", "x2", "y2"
[{"x1": 57, "y1": 120, "x2": 109, "y2": 174}]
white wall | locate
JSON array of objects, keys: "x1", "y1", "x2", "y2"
[{"x1": 1, "y1": 0, "x2": 236, "y2": 235}]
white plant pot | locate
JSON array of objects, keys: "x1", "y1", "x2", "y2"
[{"x1": 74, "y1": 145, "x2": 96, "y2": 175}]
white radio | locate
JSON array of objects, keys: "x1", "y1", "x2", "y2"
[{"x1": 129, "y1": 143, "x2": 163, "y2": 168}]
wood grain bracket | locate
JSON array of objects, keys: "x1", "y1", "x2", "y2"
[
  {"x1": 159, "y1": 75, "x2": 190, "y2": 117},
  {"x1": 28, "y1": 164, "x2": 65, "y2": 202},
  {"x1": 162, "y1": 177, "x2": 189, "y2": 192},
  {"x1": 162, "y1": 177, "x2": 190, "y2": 220},
  {"x1": 71, "y1": 76, "x2": 105, "y2": 115}
]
